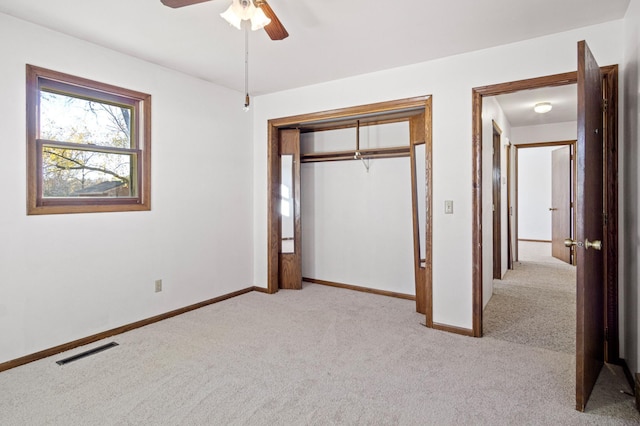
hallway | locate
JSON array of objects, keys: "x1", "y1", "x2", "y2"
[
  {"x1": 484, "y1": 241, "x2": 576, "y2": 353},
  {"x1": 483, "y1": 241, "x2": 636, "y2": 416}
]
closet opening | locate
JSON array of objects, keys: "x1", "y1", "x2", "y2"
[{"x1": 266, "y1": 96, "x2": 433, "y2": 320}]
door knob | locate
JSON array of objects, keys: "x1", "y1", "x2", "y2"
[
  {"x1": 585, "y1": 239, "x2": 602, "y2": 250},
  {"x1": 564, "y1": 238, "x2": 579, "y2": 247},
  {"x1": 564, "y1": 238, "x2": 601, "y2": 250}
]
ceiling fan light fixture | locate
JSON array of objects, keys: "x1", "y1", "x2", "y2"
[
  {"x1": 534, "y1": 102, "x2": 553, "y2": 114},
  {"x1": 221, "y1": 0, "x2": 269, "y2": 31},
  {"x1": 251, "y1": 7, "x2": 271, "y2": 31},
  {"x1": 233, "y1": 0, "x2": 256, "y2": 20},
  {"x1": 220, "y1": 4, "x2": 242, "y2": 29}
]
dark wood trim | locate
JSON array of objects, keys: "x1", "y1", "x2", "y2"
[
  {"x1": 252, "y1": 286, "x2": 270, "y2": 293},
  {"x1": 513, "y1": 140, "x2": 577, "y2": 149},
  {"x1": 278, "y1": 129, "x2": 302, "y2": 290},
  {"x1": 0, "y1": 286, "x2": 257, "y2": 373},
  {"x1": 603, "y1": 65, "x2": 619, "y2": 364},
  {"x1": 431, "y1": 322, "x2": 475, "y2": 337},
  {"x1": 514, "y1": 141, "x2": 575, "y2": 150},
  {"x1": 299, "y1": 115, "x2": 423, "y2": 133},
  {"x1": 515, "y1": 140, "x2": 576, "y2": 263},
  {"x1": 492, "y1": 122, "x2": 502, "y2": 279},
  {"x1": 506, "y1": 143, "x2": 513, "y2": 270},
  {"x1": 424, "y1": 98, "x2": 434, "y2": 327},
  {"x1": 472, "y1": 66, "x2": 616, "y2": 96},
  {"x1": 471, "y1": 89, "x2": 483, "y2": 337},
  {"x1": 515, "y1": 148, "x2": 519, "y2": 261},
  {"x1": 304, "y1": 278, "x2": 416, "y2": 301},
  {"x1": 269, "y1": 96, "x2": 430, "y2": 129},
  {"x1": 26, "y1": 64, "x2": 151, "y2": 215},
  {"x1": 472, "y1": 66, "x2": 618, "y2": 342},
  {"x1": 268, "y1": 96, "x2": 433, "y2": 316},
  {"x1": 410, "y1": 113, "x2": 426, "y2": 315},
  {"x1": 474, "y1": 72, "x2": 577, "y2": 97},
  {"x1": 267, "y1": 124, "x2": 280, "y2": 294},
  {"x1": 636, "y1": 373, "x2": 640, "y2": 412},
  {"x1": 28, "y1": 64, "x2": 151, "y2": 101}
]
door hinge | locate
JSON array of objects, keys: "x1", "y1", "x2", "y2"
[
  {"x1": 603, "y1": 98, "x2": 609, "y2": 112},
  {"x1": 603, "y1": 213, "x2": 609, "y2": 226},
  {"x1": 605, "y1": 327, "x2": 609, "y2": 342}
]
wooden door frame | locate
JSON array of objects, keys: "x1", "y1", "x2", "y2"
[
  {"x1": 551, "y1": 143, "x2": 575, "y2": 264},
  {"x1": 506, "y1": 142, "x2": 513, "y2": 270},
  {"x1": 514, "y1": 140, "x2": 577, "y2": 263},
  {"x1": 266, "y1": 96, "x2": 433, "y2": 318},
  {"x1": 471, "y1": 67, "x2": 619, "y2": 365},
  {"x1": 492, "y1": 121, "x2": 503, "y2": 279}
]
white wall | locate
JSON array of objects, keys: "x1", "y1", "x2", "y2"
[
  {"x1": 253, "y1": 21, "x2": 623, "y2": 330},
  {"x1": 516, "y1": 147, "x2": 556, "y2": 241},
  {"x1": 622, "y1": 0, "x2": 640, "y2": 375},
  {"x1": 512, "y1": 121, "x2": 578, "y2": 251},
  {"x1": 481, "y1": 97, "x2": 512, "y2": 306},
  {"x1": 511, "y1": 121, "x2": 577, "y2": 144},
  {"x1": 0, "y1": 13, "x2": 254, "y2": 364},
  {"x1": 300, "y1": 123, "x2": 415, "y2": 295},
  {"x1": 301, "y1": 161, "x2": 414, "y2": 295}
]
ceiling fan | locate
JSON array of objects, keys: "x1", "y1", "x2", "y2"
[{"x1": 161, "y1": 0, "x2": 289, "y2": 40}]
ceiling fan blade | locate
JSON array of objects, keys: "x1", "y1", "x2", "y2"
[
  {"x1": 161, "y1": 0, "x2": 212, "y2": 8},
  {"x1": 256, "y1": 0, "x2": 289, "y2": 40}
]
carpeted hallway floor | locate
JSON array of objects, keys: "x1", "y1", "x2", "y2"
[
  {"x1": 1, "y1": 247, "x2": 638, "y2": 424},
  {"x1": 483, "y1": 242, "x2": 576, "y2": 354},
  {"x1": 483, "y1": 241, "x2": 636, "y2": 422}
]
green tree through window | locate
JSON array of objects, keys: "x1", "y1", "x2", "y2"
[{"x1": 26, "y1": 65, "x2": 151, "y2": 214}]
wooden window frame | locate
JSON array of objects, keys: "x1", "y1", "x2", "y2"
[{"x1": 26, "y1": 64, "x2": 151, "y2": 215}]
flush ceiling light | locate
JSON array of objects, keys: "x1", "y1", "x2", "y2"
[
  {"x1": 220, "y1": 0, "x2": 271, "y2": 31},
  {"x1": 534, "y1": 102, "x2": 553, "y2": 114}
]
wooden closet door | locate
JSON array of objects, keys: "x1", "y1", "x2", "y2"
[{"x1": 279, "y1": 129, "x2": 302, "y2": 289}]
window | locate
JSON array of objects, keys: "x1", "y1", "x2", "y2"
[{"x1": 26, "y1": 65, "x2": 151, "y2": 214}]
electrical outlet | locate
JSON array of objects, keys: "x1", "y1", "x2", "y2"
[
  {"x1": 155, "y1": 279, "x2": 162, "y2": 293},
  {"x1": 445, "y1": 200, "x2": 454, "y2": 214}
]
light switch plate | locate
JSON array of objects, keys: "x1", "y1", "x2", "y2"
[{"x1": 445, "y1": 200, "x2": 454, "y2": 214}]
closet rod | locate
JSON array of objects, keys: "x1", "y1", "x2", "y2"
[{"x1": 301, "y1": 146, "x2": 410, "y2": 163}]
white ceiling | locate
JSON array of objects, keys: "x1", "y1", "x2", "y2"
[
  {"x1": 0, "y1": 0, "x2": 630, "y2": 96},
  {"x1": 494, "y1": 84, "x2": 578, "y2": 128}
]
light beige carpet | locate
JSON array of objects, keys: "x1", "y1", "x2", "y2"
[
  {"x1": 1, "y1": 281, "x2": 638, "y2": 425},
  {"x1": 483, "y1": 244, "x2": 576, "y2": 353}
]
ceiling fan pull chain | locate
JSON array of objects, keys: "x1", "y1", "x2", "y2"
[{"x1": 244, "y1": 24, "x2": 250, "y2": 111}]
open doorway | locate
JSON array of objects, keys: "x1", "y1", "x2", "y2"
[
  {"x1": 472, "y1": 56, "x2": 619, "y2": 410},
  {"x1": 516, "y1": 140, "x2": 576, "y2": 265},
  {"x1": 482, "y1": 84, "x2": 579, "y2": 354},
  {"x1": 472, "y1": 67, "x2": 618, "y2": 352}
]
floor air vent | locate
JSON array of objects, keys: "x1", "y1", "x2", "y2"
[{"x1": 56, "y1": 342, "x2": 119, "y2": 366}]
